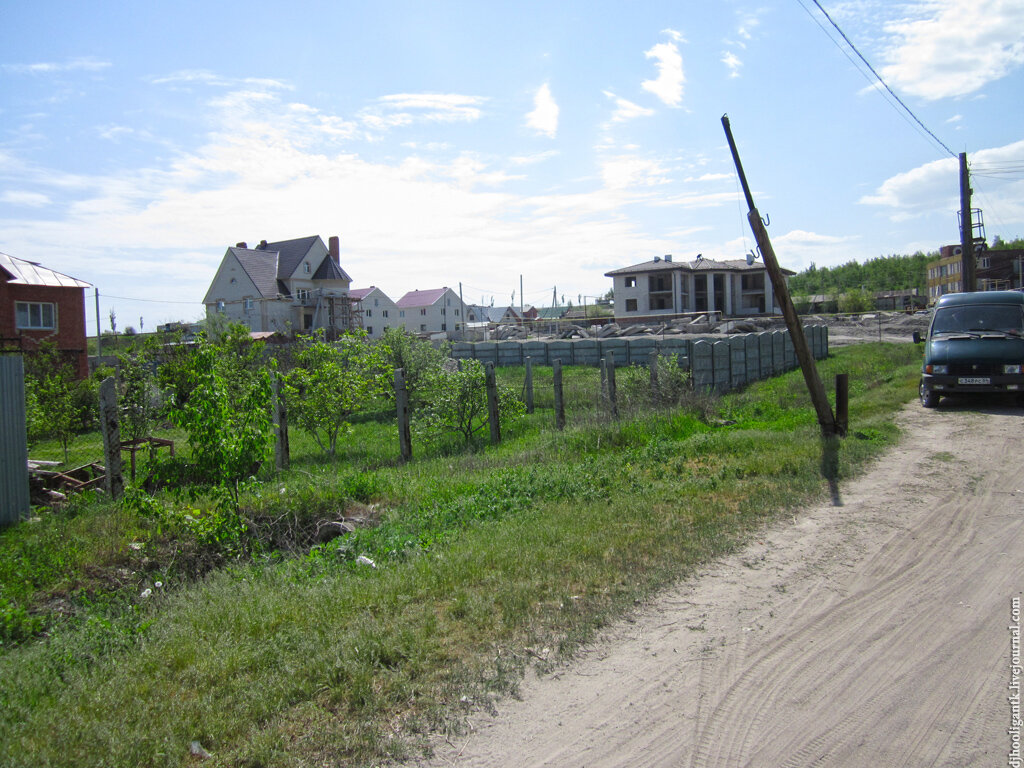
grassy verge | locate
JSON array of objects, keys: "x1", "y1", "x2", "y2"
[{"x1": 0, "y1": 343, "x2": 921, "y2": 767}]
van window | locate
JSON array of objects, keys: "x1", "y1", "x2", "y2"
[{"x1": 932, "y1": 304, "x2": 1024, "y2": 335}]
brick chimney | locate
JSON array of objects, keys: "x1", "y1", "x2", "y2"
[
  {"x1": 236, "y1": 242, "x2": 247, "y2": 248},
  {"x1": 329, "y1": 235, "x2": 340, "y2": 264},
  {"x1": 258, "y1": 239, "x2": 268, "y2": 249}
]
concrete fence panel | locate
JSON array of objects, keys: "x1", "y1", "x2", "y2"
[
  {"x1": 691, "y1": 340, "x2": 714, "y2": 391},
  {"x1": 758, "y1": 332, "x2": 773, "y2": 379},
  {"x1": 548, "y1": 341, "x2": 574, "y2": 366},
  {"x1": 712, "y1": 341, "x2": 731, "y2": 392},
  {"x1": 771, "y1": 331, "x2": 785, "y2": 375},
  {"x1": 496, "y1": 341, "x2": 523, "y2": 367},
  {"x1": 522, "y1": 341, "x2": 548, "y2": 365},
  {"x1": 729, "y1": 336, "x2": 748, "y2": 389},
  {"x1": 744, "y1": 334, "x2": 760, "y2": 383},
  {"x1": 451, "y1": 341, "x2": 475, "y2": 361},
  {"x1": 599, "y1": 338, "x2": 629, "y2": 366},
  {"x1": 473, "y1": 342, "x2": 498, "y2": 365},
  {"x1": 574, "y1": 339, "x2": 601, "y2": 366}
]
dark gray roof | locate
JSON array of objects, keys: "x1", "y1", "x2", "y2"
[
  {"x1": 605, "y1": 257, "x2": 793, "y2": 277},
  {"x1": 232, "y1": 248, "x2": 281, "y2": 298},
  {"x1": 313, "y1": 256, "x2": 352, "y2": 282},
  {"x1": 258, "y1": 236, "x2": 320, "y2": 279}
]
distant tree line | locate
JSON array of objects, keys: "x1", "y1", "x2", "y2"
[{"x1": 787, "y1": 235, "x2": 1024, "y2": 299}]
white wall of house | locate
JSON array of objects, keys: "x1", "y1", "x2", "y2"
[
  {"x1": 203, "y1": 251, "x2": 266, "y2": 331},
  {"x1": 399, "y1": 288, "x2": 464, "y2": 335},
  {"x1": 353, "y1": 288, "x2": 399, "y2": 339},
  {"x1": 611, "y1": 264, "x2": 779, "y2": 321}
]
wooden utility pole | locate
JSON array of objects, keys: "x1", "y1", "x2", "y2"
[
  {"x1": 721, "y1": 115, "x2": 837, "y2": 437},
  {"x1": 959, "y1": 152, "x2": 975, "y2": 292}
]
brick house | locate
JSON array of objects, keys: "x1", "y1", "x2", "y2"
[{"x1": 0, "y1": 252, "x2": 91, "y2": 379}]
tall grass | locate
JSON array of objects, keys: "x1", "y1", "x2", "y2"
[{"x1": 0, "y1": 343, "x2": 922, "y2": 767}]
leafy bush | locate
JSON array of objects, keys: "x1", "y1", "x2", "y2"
[
  {"x1": 378, "y1": 328, "x2": 448, "y2": 408},
  {"x1": 286, "y1": 332, "x2": 393, "y2": 457},
  {"x1": 414, "y1": 359, "x2": 525, "y2": 446},
  {"x1": 161, "y1": 325, "x2": 275, "y2": 505}
]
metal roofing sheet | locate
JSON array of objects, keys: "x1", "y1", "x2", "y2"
[{"x1": 0, "y1": 252, "x2": 91, "y2": 288}]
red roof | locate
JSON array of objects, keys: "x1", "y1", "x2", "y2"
[{"x1": 396, "y1": 288, "x2": 450, "y2": 308}]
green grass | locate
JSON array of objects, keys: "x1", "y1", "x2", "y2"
[{"x1": 0, "y1": 343, "x2": 922, "y2": 767}]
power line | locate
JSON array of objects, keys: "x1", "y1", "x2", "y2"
[
  {"x1": 802, "y1": 0, "x2": 956, "y2": 159},
  {"x1": 100, "y1": 293, "x2": 201, "y2": 305}
]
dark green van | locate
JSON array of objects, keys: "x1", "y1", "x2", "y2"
[{"x1": 915, "y1": 290, "x2": 1024, "y2": 407}]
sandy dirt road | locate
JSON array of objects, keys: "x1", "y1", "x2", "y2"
[{"x1": 414, "y1": 400, "x2": 1024, "y2": 768}]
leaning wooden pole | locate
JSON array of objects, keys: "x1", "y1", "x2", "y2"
[{"x1": 721, "y1": 115, "x2": 837, "y2": 437}]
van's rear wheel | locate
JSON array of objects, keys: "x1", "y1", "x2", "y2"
[{"x1": 920, "y1": 381, "x2": 940, "y2": 408}]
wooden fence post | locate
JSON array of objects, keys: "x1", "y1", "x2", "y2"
[
  {"x1": 98, "y1": 377, "x2": 124, "y2": 500},
  {"x1": 485, "y1": 361, "x2": 500, "y2": 445},
  {"x1": 835, "y1": 373, "x2": 849, "y2": 437},
  {"x1": 605, "y1": 352, "x2": 618, "y2": 418},
  {"x1": 524, "y1": 356, "x2": 534, "y2": 414},
  {"x1": 272, "y1": 376, "x2": 290, "y2": 471},
  {"x1": 395, "y1": 368, "x2": 412, "y2": 462},
  {"x1": 553, "y1": 358, "x2": 566, "y2": 430}
]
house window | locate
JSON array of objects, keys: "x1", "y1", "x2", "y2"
[
  {"x1": 454, "y1": 309, "x2": 459, "y2": 316},
  {"x1": 243, "y1": 298, "x2": 254, "y2": 312},
  {"x1": 216, "y1": 301, "x2": 226, "y2": 313},
  {"x1": 365, "y1": 309, "x2": 372, "y2": 317},
  {"x1": 400, "y1": 310, "x2": 405, "y2": 318},
  {"x1": 420, "y1": 309, "x2": 427, "y2": 315},
  {"x1": 625, "y1": 276, "x2": 637, "y2": 288},
  {"x1": 625, "y1": 298, "x2": 638, "y2": 312},
  {"x1": 382, "y1": 310, "x2": 389, "y2": 318},
  {"x1": 15, "y1": 302, "x2": 56, "y2": 330},
  {"x1": 304, "y1": 262, "x2": 311, "y2": 274},
  {"x1": 420, "y1": 324, "x2": 426, "y2": 331},
  {"x1": 295, "y1": 289, "x2": 309, "y2": 301},
  {"x1": 441, "y1": 308, "x2": 446, "y2": 315},
  {"x1": 374, "y1": 298, "x2": 379, "y2": 306},
  {"x1": 978, "y1": 257, "x2": 991, "y2": 269},
  {"x1": 366, "y1": 326, "x2": 373, "y2": 335},
  {"x1": 441, "y1": 323, "x2": 447, "y2": 331}
]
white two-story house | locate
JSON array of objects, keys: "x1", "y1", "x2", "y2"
[
  {"x1": 605, "y1": 254, "x2": 791, "y2": 323},
  {"x1": 203, "y1": 235, "x2": 353, "y2": 334},
  {"x1": 349, "y1": 286, "x2": 398, "y2": 339},
  {"x1": 395, "y1": 287, "x2": 465, "y2": 336}
]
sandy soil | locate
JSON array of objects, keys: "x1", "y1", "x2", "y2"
[{"x1": 413, "y1": 398, "x2": 1024, "y2": 767}]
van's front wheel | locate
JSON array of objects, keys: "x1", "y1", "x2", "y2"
[{"x1": 920, "y1": 380, "x2": 940, "y2": 408}]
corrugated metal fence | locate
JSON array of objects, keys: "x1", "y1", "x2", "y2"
[{"x1": 0, "y1": 356, "x2": 30, "y2": 525}]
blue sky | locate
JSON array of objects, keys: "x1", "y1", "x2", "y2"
[{"x1": 2, "y1": 0, "x2": 1023, "y2": 333}]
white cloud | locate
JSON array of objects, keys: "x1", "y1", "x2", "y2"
[
  {"x1": 600, "y1": 155, "x2": 671, "y2": 189},
  {"x1": 880, "y1": 0, "x2": 1024, "y2": 99},
  {"x1": 509, "y1": 150, "x2": 559, "y2": 165},
  {"x1": 0, "y1": 87, "x2": 678, "y2": 319},
  {"x1": 1, "y1": 191, "x2": 51, "y2": 207},
  {"x1": 642, "y1": 40, "x2": 685, "y2": 107},
  {"x1": 2, "y1": 57, "x2": 111, "y2": 75},
  {"x1": 526, "y1": 84, "x2": 559, "y2": 138},
  {"x1": 721, "y1": 51, "x2": 743, "y2": 78},
  {"x1": 361, "y1": 93, "x2": 486, "y2": 130},
  {"x1": 603, "y1": 91, "x2": 655, "y2": 123},
  {"x1": 945, "y1": 114, "x2": 962, "y2": 123},
  {"x1": 860, "y1": 140, "x2": 1024, "y2": 230}
]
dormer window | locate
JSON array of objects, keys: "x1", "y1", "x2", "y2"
[{"x1": 304, "y1": 262, "x2": 311, "y2": 274}]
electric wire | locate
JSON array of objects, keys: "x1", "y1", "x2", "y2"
[{"x1": 800, "y1": 0, "x2": 957, "y2": 159}]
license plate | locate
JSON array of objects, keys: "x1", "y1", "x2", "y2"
[{"x1": 958, "y1": 377, "x2": 991, "y2": 385}]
